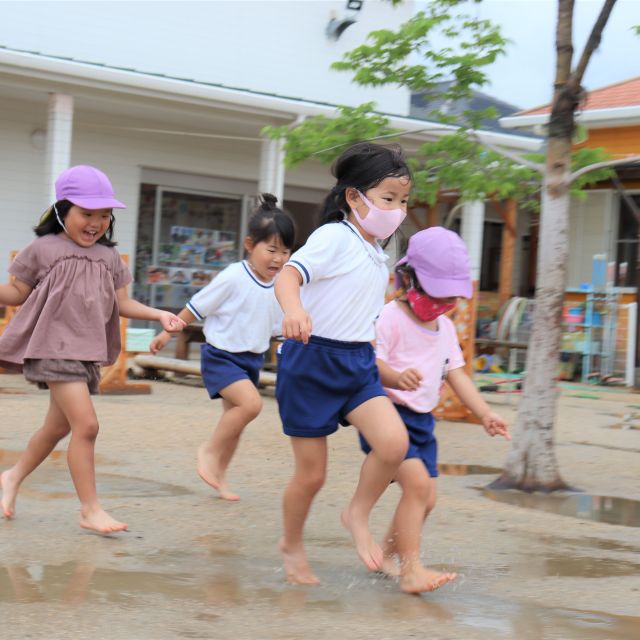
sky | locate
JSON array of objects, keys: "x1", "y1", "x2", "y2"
[{"x1": 464, "y1": 0, "x2": 640, "y2": 110}]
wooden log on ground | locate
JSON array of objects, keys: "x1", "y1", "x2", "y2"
[{"x1": 133, "y1": 355, "x2": 277, "y2": 387}]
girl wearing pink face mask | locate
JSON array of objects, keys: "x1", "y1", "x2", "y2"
[
  {"x1": 359, "y1": 226, "x2": 510, "y2": 594},
  {"x1": 275, "y1": 142, "x2": 413, "y2": 585}
]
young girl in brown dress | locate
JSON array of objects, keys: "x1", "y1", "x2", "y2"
[{"x1": 0, "y1": 165, "x2": 184, "y2": 534}]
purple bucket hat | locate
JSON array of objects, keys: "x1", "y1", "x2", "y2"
[
  {"x1": 55, "y1": 165, "x2": 126, "y2": 209},
  {"x1": 396, "y1": 227, "x2": 472, "y2": 299}
]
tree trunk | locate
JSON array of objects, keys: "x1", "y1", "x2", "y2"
[
  {"x1": 491, "y1": 0, "x2": 618, "y2": 491},
  {"x1": 491, "y1": 0, "x2": 577, "y2": 491},
  {"x1": 491, "y1": 139, "x2": 573, "y2": 491}
]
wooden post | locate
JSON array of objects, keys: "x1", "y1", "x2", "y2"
[
  {"x1": 0, "y1": 252, "x2": 19, "y2": 374},
  {"x1": 99, "y1": 254, "x2": 152, "y2": 395},
  {"x1": 497, "y1": 199, "x2": 517, "y2": 304},
  {"x1": 433, "y1": 282, "x2": 481, "y2": 424}
]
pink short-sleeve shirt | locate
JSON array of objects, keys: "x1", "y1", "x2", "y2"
[
  {"x1": 375, "y1": 300, "x2": 464, "y2": 413},
  {"x1": 0, "y1": 234, "x2": 132, "y2": 368}
]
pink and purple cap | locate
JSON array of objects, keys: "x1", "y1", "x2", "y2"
[
  {"x1": 55, "y1": 165, "x2": 125, "y2": 210},
  {"x1": 396, "y1": 226, "x2": 472, "y2": 299}
]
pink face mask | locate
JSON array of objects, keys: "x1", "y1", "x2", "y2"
[
  {"x1": 406, "y1": 288, "x2": 456, "y2": 322},
  {"x1": 351, "y1": 191, "x2": 406, "y2": 240}
]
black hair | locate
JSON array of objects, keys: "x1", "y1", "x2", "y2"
[
  {"x1": 247, "y1": 193, "x2": 296, "y2": 250},
  {"x1": 395, "y1": 263, "x2": 422, "y2": 292},
  {"x1": 319, "y1": 142, "x2": 412, "y2": 227},
  {"x1": 34, "y1": 200, "x2": 117, "y2": 247}
]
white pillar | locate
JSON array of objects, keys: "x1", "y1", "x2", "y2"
[
  {"x1": 460, "y1": 200, "x2": 485, "y2": 283},
  {"x1": 44, "y1": 93, "x2": 74, "y2": 204},
  {"x1": 258, "y1": 137, "x2": 285, "y2": 204}
]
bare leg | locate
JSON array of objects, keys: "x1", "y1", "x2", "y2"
[
  {"x1": 342, "y1": 396, "x2": 408, "y2": 571},
  {"x1": 280, "y1": 436, "x2": 327, "y2": 585},
  {"x1": 1, "y1": 395, "x2": 71, "y2": 518},
  {"x1": 387, "y1": 459, "x2": 456, "y2": 593},
  {"x1": 197, "y1": 379, "x2": 262, "y2": 501},
  {"x1": 49, "y1": 382, "x2": 127, "y2": 533}
]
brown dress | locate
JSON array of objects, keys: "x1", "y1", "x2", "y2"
[{"x1": 0, "y1": 234, "x2": 132, "y2": 373}]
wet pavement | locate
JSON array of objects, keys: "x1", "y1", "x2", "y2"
[
  {"x1": 1, "y1": 374, "x2": 639, "y2": 639},
  {"x1": 482, "y1": 489, "x2": 640, "y2": 527}
]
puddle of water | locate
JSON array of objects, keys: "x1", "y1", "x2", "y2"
[
  {"x1": 1, "y1": 558, "x2": 639, "y2": 639},
  {"x1": 193, "y1": 534, "x2": 241, "y2": 557},
  {"x1": 483, "y1": 489, "x2": 640, "y2": 527},
  {"x1": 0, "y1": 448, "x2": 109, "y2": 467},
  {"x1": 533, "y1": 534, "x2": 640, "y2": 554},
  {"x1": 438, "y1": 463, "x2": 502, "y2": 476},
  {"x1": 524, "y1": 553, "x2": 640, "y2": 578},
  {"x1": 18, "y1": 471, "x2": 190, "y2": 500}
]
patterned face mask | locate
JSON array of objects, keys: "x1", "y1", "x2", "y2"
[{"x1": 406, "y1": 288, "x2": 456, "y2": 322}]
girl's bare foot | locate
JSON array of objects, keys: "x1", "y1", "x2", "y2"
[
  {"x1": 197, "y1": 444, "x2": 239, "y2": 501},
  {"x1": 400, "y1": 565, "x2": 457, "y2": 594},
  {"x1": 79, "y1": 506, "x2": 128, "y2": 534},
  {"x1": 340, "y1": 507, "x2": 383, "y2": 572},
  {"x1": 279, "y1": 538, "x2": 320, "y2": 585},
  {"x1": 1, "y1": 469, "x2": 19, "y2": 518}
]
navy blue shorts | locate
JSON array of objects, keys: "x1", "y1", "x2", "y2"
[
  {"x1": 276, "y1": 335, "x2": 386, "y2": 437},
  {"x1": 200, "y1": 343, "x2": 264, "y2": 399},
  {"x1": 360, "y1": 404, "x2": 438, "y2": 477}
]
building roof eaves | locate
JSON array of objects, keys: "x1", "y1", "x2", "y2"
[
  {"x1": 0, "y1": 44, "x2": 541, "y2": 151},
  {"x1": 501, "y1": 105, "x2": 640, "y2": 130}
]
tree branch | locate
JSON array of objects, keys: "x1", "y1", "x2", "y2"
[
  {"x1": 473, "y1": 133, "x2": 545, "y2": 173},
  {"x1": 569, "y1": 155, "x2": 640, "y2": 183},
  {"x1": 571, "y1": 0, "x2": 617, "y2": 90}
]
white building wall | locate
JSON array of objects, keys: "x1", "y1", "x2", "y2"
[
  {"x1": 0, "y1": 0, "x2": 414, "y2": 116},
  {"x1": 566, "y1": 190, "x2": 615, "y2": 288},
  {"x1": 0, "y1": 95, "x2": 330, "y2": 275},
  {"x1": 0, "y1": 98, "x2": 49, "y2": 257}
]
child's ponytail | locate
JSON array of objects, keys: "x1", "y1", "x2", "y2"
[{"x1": 318, "y1": 186, "x2": 347, "y2": 226}]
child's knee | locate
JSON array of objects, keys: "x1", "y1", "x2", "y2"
[
  {"x1": 377, "y1": 431, "x2": 409, "y2": 465},
  {"x1": 243, "y1": 395, "x2": 263, "y2": 420},
  {"x1": 297, "y1": 469, "x2": 326, "y2": 494},
  {"x1": 424, "y1": 493, "x2": 437, "y2": 515},
  {"x1": 74, "y1": 420, "x2": 99, "y2": 441}
]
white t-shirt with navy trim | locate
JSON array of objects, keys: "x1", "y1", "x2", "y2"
[
  {"x1": 186, "y1": 260, "x2": 282, "y2": 354},
  {"x1": 286, "y1": 220, "x2": 389, "y2": 342}
]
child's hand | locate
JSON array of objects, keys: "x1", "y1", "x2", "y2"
[
  {"x1": 396, "y1": 368, "x2": 423, "y2": 391},
  {"x1": 282, "y1": 308, "x2": 312, "y2": 344},
  {"x1": 150, "y1": 331, "x2": 171, "y2": 354},
  {"x1": 481, "y1": 411, "x2": 511, "y2": 440},
  {"x1": 159, "y1": 311, "x2": 186, "y2": 333}
]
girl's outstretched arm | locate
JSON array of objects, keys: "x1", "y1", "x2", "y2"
[
  {"x1": 447, "y1": 367, "x2": 510, "y2": 440},
  {"x1": 0, "y1": 278, "x2": 32, "y2": 307},
  {"x1": 275, "y1": 266, "x2": 312, "y2": 344},
  {"x1": 115, "y1": 287, "x2": 186, "y2": 333}
]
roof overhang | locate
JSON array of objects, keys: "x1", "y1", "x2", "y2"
[
  {"x1": 500, "y1": 105, "x2": 640, "y2": 131},
  {"x1": 0, "y1": 46, "x2": 542, "y2": 151}
]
